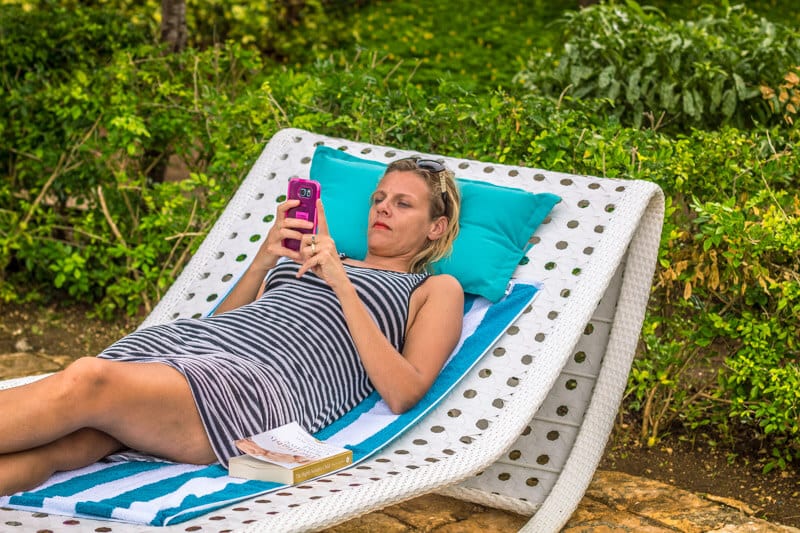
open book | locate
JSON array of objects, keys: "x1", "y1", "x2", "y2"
[{"x1": 228, "y1": 421, "x2": 353, "y2": 484}]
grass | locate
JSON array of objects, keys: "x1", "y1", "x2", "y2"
[{"x1": 304, "y1": 0, "x2": 584, "y2": 91}]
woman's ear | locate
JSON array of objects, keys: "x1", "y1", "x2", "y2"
[{"x1": 427, "y1": 216, "x2": 448, "y2": 241}]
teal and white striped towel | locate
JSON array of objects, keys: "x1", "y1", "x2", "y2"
[{"x1": 0, "y1": 281, "x2": 540, "y2": 526}]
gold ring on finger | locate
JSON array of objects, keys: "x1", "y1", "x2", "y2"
[{"x1": 311, "y1": 242, "x2": 316, "y2": 255}]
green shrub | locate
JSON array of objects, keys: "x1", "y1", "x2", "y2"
[
  {"x1": 0, "y1": 0, "x2": 365, "y2": 63},
  {"x1": 644, "y1": 0, "x2": 800, "y2": 28},
  {"x1": 515, "y1": 1, "x2": 800, "y2": 130},
  {"x1": 688, "y1": 191, "x2": 799, "y2": 469},
  {"x1": 187, "y1": 0, "x2": 368, "y2": 61},
  {"x1": 0, "y1": 5, "x2": 278, "y2": 316},
  {"x1": 628, "y1": 133, "x2": 800, "y2": 470}
]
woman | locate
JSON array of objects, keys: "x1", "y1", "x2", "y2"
[{"x1": 0, "y1": 158, "x2": 463, "y2": 495}]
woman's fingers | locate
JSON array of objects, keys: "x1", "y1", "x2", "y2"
[
  {"x1": 315, "y1": 199, "x2": 330, "y2": 236},
  {"x1": 279, "y1": 215, "x2": 314, "y2": 232},
  {"x1": 278, "y1": 225, "x2": 311, "y2": 244},
  {"x1": 295, "y1": 231, "x2": 340, "y2": 279},
  {"x1": 266, "y1": 199, "x2": 338, "y2": 275},
  {"x1": 268, "y1": 200, "x2": 313, "y2": 246},
  {"x1": 297, "y1": 233, "x2": 321, "y2": 260},
  {"x1": 274, "y1": 199, "x2": 300, "y2": 227},
  {"x1": 252, "y1": 199, "x2": 327, "y2": 271},
  {"x1": 295, "y1": 244, "x2": 325, "y2": 277}
]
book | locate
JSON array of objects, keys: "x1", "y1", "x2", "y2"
[{"x1": 227, "y1": 421, "x2": 353, "y2": 484}]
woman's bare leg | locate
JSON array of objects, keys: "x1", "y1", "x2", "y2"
[
  {"x1": 0, "y1": 428, "x2": 122, "y2": 496},
  {"x1": 0, "y1": 357, "x2": 216, "y2": 464}
]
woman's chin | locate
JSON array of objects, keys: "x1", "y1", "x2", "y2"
[{"x1": 366, "y1": 232, "x2": 390, "y2": 248}]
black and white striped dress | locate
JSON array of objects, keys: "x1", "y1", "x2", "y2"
[{"x1": 98, "y1": 260, "x2": 429, "y2": 464}]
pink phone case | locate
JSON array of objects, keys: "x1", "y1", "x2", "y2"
[{"x1": 282, "y1": 177, "x2": 321, "y2": 251}]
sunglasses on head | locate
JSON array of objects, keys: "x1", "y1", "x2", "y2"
[{"x1": 414, "y1": 159, "x2": 449, "y2": 217}]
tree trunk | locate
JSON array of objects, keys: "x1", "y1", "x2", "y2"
[{"x1": 161, "y1": 0, "x2": 187, "y2": 53}]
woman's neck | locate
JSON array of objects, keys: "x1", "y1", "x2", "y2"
[{"x1": 356, "y1": 253, "x2": 412, "y2": 273}]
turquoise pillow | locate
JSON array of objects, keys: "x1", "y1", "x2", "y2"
[
  {"x1": 310, "y1": 147, "x2": 385, "y2": 261},
  {"x1": 310, "y1": 146, "x2": 560, "y2": 302}
]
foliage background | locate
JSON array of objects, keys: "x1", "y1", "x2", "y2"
[{"x1": 1, "y1": 0, "x2": 798, "y2": 472}]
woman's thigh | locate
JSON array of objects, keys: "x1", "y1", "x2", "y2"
[{"x1": 81, "y1": 358, "x2": 217, "y2": 464}]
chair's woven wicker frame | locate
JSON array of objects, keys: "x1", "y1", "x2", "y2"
[{"x1": 0, "y1": 128, "x2": 663, "y2": 532}]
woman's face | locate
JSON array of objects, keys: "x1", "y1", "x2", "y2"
[{"x1": 367, "y1": 170, "x2": 438, "y2": 259}]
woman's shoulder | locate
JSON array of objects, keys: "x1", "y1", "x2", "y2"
[
  {"x1": 426, "y1": 272, "x2": 461, "y2": 290},
  {"x1": 407, "y1": 273, "x2": 463, "y2": 326},
  {"x1": 419, "y1": 273, "x2": 463, "y2": 302}
]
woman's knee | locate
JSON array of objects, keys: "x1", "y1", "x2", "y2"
[{"x1": 56, "y1": 357, "x2": 118, "y2": 404}]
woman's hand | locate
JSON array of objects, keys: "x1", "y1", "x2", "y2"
[
  {"x1": 295, "y1": 200, "x2": 349, "y2": 290},
  {"x1": 214, "y1": 199, "x2": 316, "y2": 314},
  {"x1": 251, "y1": 199, "x2": 315, "y2": 270}
]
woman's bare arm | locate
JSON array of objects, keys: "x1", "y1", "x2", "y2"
[
  {"x1": 335, "y1": 273, "x2": 463, "y2": 414},
  {"x1": 215, "y1": 199, "x2": 313, "y2": 314}
]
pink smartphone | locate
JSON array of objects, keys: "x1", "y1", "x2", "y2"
[{"x1": 282, "y1": 177, "x2": 321, "y2": 251}]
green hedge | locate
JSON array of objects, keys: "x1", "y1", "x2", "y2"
[
  {"x1": 0, "y1": 4, "x2": 273, "y2": 313},
  {"x1": 516, "y1": 2, "x2": 800, "y2": 130}
]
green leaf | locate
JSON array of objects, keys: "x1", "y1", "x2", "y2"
[
  {"x1": 659, "y1": 81, "x2": 678, "y2": 110},
  {"x1": 691, "y1": 89, "x2": 704, "y2": 119},
  {"x1": 570, "y1": 64, "x2": 593, "y2": 85},
  {"x1": 682, "y1": 90, "x2": 696, "y2": 117},
  {"x1": 626, "y1": 67, "x2": 642, "y2": 104},
  {"x1": 733, "y1": 73, "x2": 747, "y2": 100},
  {"x1": 710, "y1": 78, "x2": 724, "y2": 111},
  {"x1": 721, "y1": 88, "x2": 737, "y2": 117},
  {"x1": 607, "y1": 79, "x2": 621, "y2": 101},
  {"x1": 598, "y1": 65, "x2": 616, "y2": 89}
]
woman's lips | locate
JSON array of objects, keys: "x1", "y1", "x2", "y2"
[{"x1": 373, "y1": 222, "x2": 390, "y2": 230}]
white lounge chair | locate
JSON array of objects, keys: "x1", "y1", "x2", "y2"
[{"x1": 0, "y1": 128, "x2": 664, "y2": 532}]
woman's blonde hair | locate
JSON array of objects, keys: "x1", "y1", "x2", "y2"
[{"x1": 382, "y1": 158, "x2": 461, "y2": 273}]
